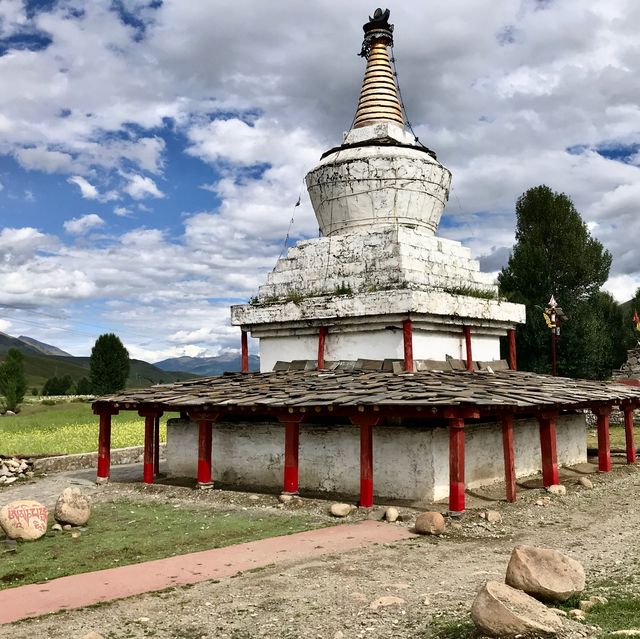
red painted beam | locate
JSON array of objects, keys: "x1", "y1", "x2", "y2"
[
  {"x1": 197, "y1": 420, "x2": 213, "y2": 487},
  {"x1": 317, "y1": 326, "x2": 328, "y2": 370},
  {"x1": 594, "y1": 407, "x2": 612, "y2": 472},
  {"x1": 241, "y1": 330, "x2": 249, "y2": 373},
  {"x1": 153, "y1": 415, "x2": 160, "y2": 477},
  {"x1": 507, "y1": 328, "x2": 517, "y2": 371},
  {"x1": 283, "y1": 421, "x2": 300, "y2": 494},
  {"x1": 624, "y1": 406, "x2": 636, "y2": 465},
  {"x1": 351, "y1": 414, "x2": 384, "y2": 508},
  {"x1": 538, "y1": 413, "x2": 559, "y2": 487},
  {"x1": 143, "y1": 414, "x2": 155, "y2": 484},
  {"x1": 402, "y1": 318, "x2": 413, "y2": 373},
  {"x1": 463, "y1": 326, "x2": 473, "y2": 371},
  {"x1": 97, "y1": 411, "x2": 112, "y2": 482},
  {"x1": 501, "y1": 414, "x2": 516, "y2": 502},
  {"x1": 449, "y1": 417, "x2": 466, "y2": 512}
]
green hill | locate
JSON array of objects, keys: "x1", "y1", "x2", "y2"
[{"x1": 0, "y1": 343, "x2": 196, "y2": 392}]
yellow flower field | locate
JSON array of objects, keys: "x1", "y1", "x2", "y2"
[{"x1": 0, "y1": 401, "x2": 169, "y2": 457}]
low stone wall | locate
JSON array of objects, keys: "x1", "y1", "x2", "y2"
[
  {"x1": 166, "y1": 416, "x2": 586, "y2": 503},
  {"x1": 32, "y1": 445, "x2": 165, "y2": 474}
]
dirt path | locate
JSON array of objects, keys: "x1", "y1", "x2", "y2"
[{"x1": 3, "y1": 460, "x2": 640, "y2": 638}]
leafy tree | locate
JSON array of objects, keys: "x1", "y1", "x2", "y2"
[
  {"x1": 498, "y1": 185, "x2": 619, "y2": 378},
  {"x1": 42, "y1": 374, "x2": 74, "y2": 396},
  {"x1": 76, "y1": 377, "x2": 92, "y2": 395},
  {"x1": 0, "y1": 348, "x2": 27, "y2": 412},
  {"x1": 621, "y1": 287, "x2": 640, "y2": 352},
  {"x1": 89, "y1": 333, "x2": 130, "y2": 395}
]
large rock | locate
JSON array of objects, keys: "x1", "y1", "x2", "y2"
[
  {"x1": 330, "y1": 503, "x2": 352, "y2": 518},
  {"x1": 54, "y1": 487, "x2": 92, "y2": 526},
  {"x1": 505, "y1": 545, "x2": 585, "y2": 602},
  {"x1": 414, "y1": 511, "x2": 445, "y2": 535},
  {"x1": 471, "y1": 581, "x2": 564, "y2": 636},
  {"x1": 0, "y1": 499, "x2": 49, "y2": 541}
]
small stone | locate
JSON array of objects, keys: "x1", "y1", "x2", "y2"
[
  {"x1": 4, "y1": 411, "x2": 15, "y2": 416},
  {"x1": 333, "y1": 632, "x2": 344, "y2": 639},
  {"x1": 330, "y1": 503, "x2": 353, "y2": 518},
  {"x1": 82, "y1": 633, "x2": 106, "y2": 639},
  {"x1": 385, "y1": 507, "x2": 399, "y2": 523},
  {"x1": 54, "y1": 487, "x2": 91, "y2": 526},
  {"x1": 365, "y1": 508, "x2": 386, "y2": 521},
  {"x1": 278, "y1": 494, "x2": 293, "y2": 503},
  {"x1": 3, "y1": 477, "x2": 17, "y2": 485},
  {"x1": 547, "y1": 484, "x2": 567, "y2": 496},
  {"x1": 590, "y1": 595, "x2": 608, "y2": 605},
  {"x1": 0, "y1": 500, "x2": 48, "y2": 541},
  {"x1": 569, "y1": 609, "x2": 586, "y2": 621},
  {"x1": 451, "y1": 522, "x2": 463, "y2": 531},
  {"x1": 611, "y1": 631, "x2": 640, "y2": 636},
  {"x1": 369, "y1": 595, "x2": 405, "y2": 610},
  {"x1": 553, "y1": 609, "x2": 568, "y2": 616},
  {"x1": 248, "y1": 494, "x2": 260, "y2": 501},
  {"x1": 579, "y1": 599, "x2": 595, "y2": 612},
  {"x1": 51, "y1": 523, "x2": 63, "y2": 532},
  {"x1": 71, "y1": 531, "x2": 81, "y2": 539},
  {"x1": 579, "y1": 477, "x2": 594, "y2": 489},
  {"x1": 63, "y1": 524, "x2": 72, "y2": 530},
  {"x1": 414, "y1": 511, "x2": 445, "y2": 535},
  {"x1": 135, "y1": 617, "x2": 151, "y2": 624},
  {"x1": 485, "y1": 510, "x2": 502, "y2": 523}
]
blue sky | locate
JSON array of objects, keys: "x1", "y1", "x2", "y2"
[{"x1": 1, "y1": 0, "x2": 640, "y2": 360}]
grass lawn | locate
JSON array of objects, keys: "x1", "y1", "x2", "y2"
[
  {"x1": 0, "y1": 402, "x2": 169, "y2": 457},
  {"x1": 0, "y1": 499, "x2": 322, "y2": 589},
  {"x1": 587, "y1": 423, "x2": 640, "y2": 450}
]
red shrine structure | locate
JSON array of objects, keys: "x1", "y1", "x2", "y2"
[{"x1": 93, "y1": 9, "x2": 640, "y2": 512}]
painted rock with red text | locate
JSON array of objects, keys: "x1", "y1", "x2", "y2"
[{"x1": 0, "y1": 499, "x2": 49, "y2": 541}]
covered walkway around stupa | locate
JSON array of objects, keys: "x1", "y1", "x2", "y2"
[{"x1": 92, "y1": 368, "x2": 640, "y2": 512}]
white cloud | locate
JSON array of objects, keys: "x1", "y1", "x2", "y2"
[
  {"x1": 0, "y1": 318, "x2": 12, "y2": 333},
  {"x1": 113, "y1": 205, "x2": 132, "y2": 217},
  {"x1": 67, "y1": 176, "x2": 99, "y2": 200},
  {"x1": 63, "y1": 213, "x2": 105, "y2": 235},
  {"x1": 123, "y1": 174, "x2": 164, "y2": 200},
  {"x1": 15, "y1": 147, "x2": 75, "y2": 173}
]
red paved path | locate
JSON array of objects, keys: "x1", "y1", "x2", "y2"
[{"x1": 0, "y1": 521, "x2": 415, "y2": 625}]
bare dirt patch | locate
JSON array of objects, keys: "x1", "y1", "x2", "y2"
[{"x1": 5, "y1": 459, "x2": 640, "y2": 638}]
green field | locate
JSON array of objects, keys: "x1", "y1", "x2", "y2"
[
  {"x1": 587, "y1": 423, "x2": 640, "y2": 451},
  {"x1": 0, "y1": 402, "x2": 169, "y2": 457},
  {"x1": 0, "y1": 500, "x2": 321, "y2": 589}
]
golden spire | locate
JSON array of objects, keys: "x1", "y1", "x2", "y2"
[{"x1": 353, "y1": 9, "x2": 404, "y2": 129}]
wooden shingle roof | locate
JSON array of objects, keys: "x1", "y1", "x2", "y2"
[{"x1": 94, "y1": 369, "x2": 640, "y2": 416}]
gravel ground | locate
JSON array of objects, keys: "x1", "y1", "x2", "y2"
[{"x1": 2, "y1": 458, "x2": 640, "y2": 639}]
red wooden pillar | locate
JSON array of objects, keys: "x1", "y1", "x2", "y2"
[
  {"x1": 351, "y1": 414, "x2": 383, "y2": 508},
  {"x1": 624, "y1": 404, "x2": 636, "y2": 465},
  {"x1": 538, "y1": 412, "x2": 559, "y2": 487},
  {"x1": 142, "y1": 413, "x2": 155, "y2": 484},
  {"x1": 501, "y1": 413, "x2": 516, "y2": 502},
  {"x1": 593, "y1": 406, "x2": 612, "y2": 472},
  {"x1": 507, "y1": 328, "x2": 517, "y2": 371},
  {"x1": 463, "y1": 326, "x2": 473, "y2": 371},
  {"x1": 279, "y1": 414, "x2": 305, "y2": 494},
  {"x1": 449, "y1": 417, "x2": 466, "y2": 512},
  {"x1": 241, "y1": 330, "x2": 249, "y2": 373},
  {"x1": 96, "y1": 408, "x2": 117, "y2": 483},
  {"x1": 153, "y1": 415, "x2": 160, "y2": 476},
  {"x1": 197, "y1": 420, "x2": 213, "y2": 487},
  {"x1": 317, "y1": 326, "x2": 328, "y2": 370},
  {"x1": 402, "y1": 318, "x2": 413, "y2": 372}
]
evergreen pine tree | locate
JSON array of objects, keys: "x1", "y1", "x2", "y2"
[
  {"x1": 89, "y1": 333, "x2": 130, "y2": 395},
  {"x1": 0, "y1": 348, "x2": 27, "y2": 412}
]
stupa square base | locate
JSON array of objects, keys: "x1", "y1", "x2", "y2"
[{"x1": 165, "y1": 414, "x2": 586, "y2": 503}]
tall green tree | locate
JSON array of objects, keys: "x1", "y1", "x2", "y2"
[
  {"x1": 0, "y1": 348, "x2": 27, "y2": 412},
  {"x1": 89, "y1": 333, "x2": 130, "y2": 395},
  {"x1": 498, "y1": 185, "x2": 620, "y2": 378}
]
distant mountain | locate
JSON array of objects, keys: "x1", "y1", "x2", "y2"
[
  {"x1": 17, "y1": 335, "x2": 71, "y2": 357},
  {"x1": 154, "y1": 353, "x2": 260, "y2": 376},
  {"x1": 0, "y1": 332, "x2": 197, "y2": 391}
]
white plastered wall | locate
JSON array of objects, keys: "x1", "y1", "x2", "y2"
[{"x1": 166, "y1": 414, "x2": 586, "y2": 502}]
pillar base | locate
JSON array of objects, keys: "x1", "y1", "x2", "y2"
[
  {"x1": 196, "y1": 481, "x2": 214, "y2": 490},
  {"x1": 96, "y1": 476, "x2": 109, "y2": 485},
  {"x1": 280, "y1": 490, "x2": 299, "y2": 497},
  {"x1": 447, "y1": 509, "x2": 464, "y2": 518}
]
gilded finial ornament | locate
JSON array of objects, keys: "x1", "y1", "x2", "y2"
[{"x1": 353, "y1": 8, "x2": 404, "y2": 129}]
